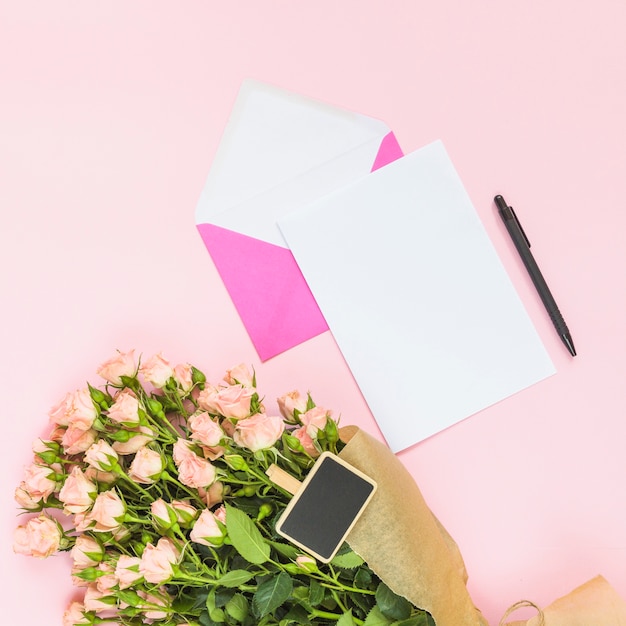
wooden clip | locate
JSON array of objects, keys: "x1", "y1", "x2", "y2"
[{"x1": 266, "y1": 464, "x2": 302, "y2": 495}]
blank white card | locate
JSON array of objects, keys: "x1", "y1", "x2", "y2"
[{"x1": 278, "y1": 141, "x2": 555, "y2": 452}]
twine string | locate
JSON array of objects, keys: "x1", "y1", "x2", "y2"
[{"x1": 499, "y1": 600, "x2": 546, "y2": 626}]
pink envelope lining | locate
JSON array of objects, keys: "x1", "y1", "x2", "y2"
[
  {"x1": 197, "y1": 222, "x2": 329, "y2": 361},
  {"x1": 370, "y1": 132, "x2": 403, "y2": 173},
  {"x1": 197, "y1": 132, "x2": 403, "y2": 361}
]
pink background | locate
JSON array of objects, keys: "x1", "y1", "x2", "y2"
[{"x1": 1, "y1": 2, "x2": 625, "y2": 624}]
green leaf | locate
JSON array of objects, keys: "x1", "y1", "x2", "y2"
[
  {"x1": 330, "y1": 549, "x2": 365, "y2": 569},
  {"x1": 116, "y1": 590, "x2": 142, "y2": 605},
  {"x1": 207, "y1": 588, "x2": 226, "y2": 623},
  {"x1": 172, "y1": 590, "x2": 207, "y2": 614},
  {"x1": 268, "y1": 539, "x2": 299, "y2": 560},
  {"x1": 225, "y1": 503, "x2": 270, "y2": 565},
  {"x1": 215, "y1": 588, "x2": 236, "y2": 608},
  {"x1": 337, "y1": 610, "x2": 356, "y2": 626},
  {"x1": 216, "y1": 569, "x2": 256, "y2": 588},
  {"x1": 253, "y1": 571, "x2": 293, "y2": 618},
  {"x1": 226, "y1": 593, "x2": 249, "y2": 622},
  {"x1": 391, "y1": 614, "x2": 433, "y2": 626},
  {"x1": 364, "y1": 606, "x2": 393, "y2": 626},
  {"x1": 281, "y1": 604, "x2": 311, "y2": 625},
  {"x1": 375, "y1": 583, "x2": 412, "y2": 621},
  {"x1": 308, "y1": 579, "x2": 324, "y2": 607},
  {"x1": 199, "y1": 610, "x2": 222, "y2": 626},
  {"x1": 354, "y1": 567, "x2": 373, "y2": 589},
  {"x1": 351, "y1": 592, "x2": 376, "y2": 621}
]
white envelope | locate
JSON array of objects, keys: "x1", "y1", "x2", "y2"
[
  {"x1": 278, "y1": 141, "x2": 556, "y2": 452},
  {"x1": 195, "y1": 80, "x2": 403, "y2": 360}
]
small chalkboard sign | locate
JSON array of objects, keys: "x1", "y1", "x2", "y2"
[{"x1": 275, "y1": 452, "x2": 377, "y2": 563}]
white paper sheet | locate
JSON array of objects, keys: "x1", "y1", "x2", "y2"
[{"x1": 278, "y1": 141, "x2": 555, "y2": 452}]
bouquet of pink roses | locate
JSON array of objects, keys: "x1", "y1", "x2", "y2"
[{"x1": 13, "y1": 350, "x2": 435, "y2": 626}]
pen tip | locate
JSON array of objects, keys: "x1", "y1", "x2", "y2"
[{"x1": 562, "y1": 333, "x2": 577, "y2": 357}]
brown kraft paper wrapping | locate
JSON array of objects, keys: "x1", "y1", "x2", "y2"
[
  {"x1": 338, "y1": 426, "x2": 488, "y2": 626},
  {"x1": 503, "y1": 575, "x2": 626, "y2": 626}
]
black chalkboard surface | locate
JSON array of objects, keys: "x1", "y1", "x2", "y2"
[{"x1": 275, "y1": 452, "x2": 377, "y2": 562}]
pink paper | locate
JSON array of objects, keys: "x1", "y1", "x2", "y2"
[
  {"x1": 197, "y1": 223, "x2": 329, "y2": 360},
  {"x1": 197, "y1": 131, "x2": 403, "y2": 360},
  {"x1": 371, "y1": 131, "x2": 403, "y2": 172}
]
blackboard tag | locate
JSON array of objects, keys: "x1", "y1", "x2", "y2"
[{"x1": 274, "y1": 452, "x2": 377, "y2": 563}]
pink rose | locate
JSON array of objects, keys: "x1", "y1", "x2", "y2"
[
  {"x1": 22, "y1": 462, "x2": 61, "y2": 503},
  {"x1": 300, "y1": 406, "x2": 330, "y2": 437},
  {"x1": 213, "y1": 385, "x2": 255, "y2": 419},
  {"x1": 13, "y1": 514, "x2": 62, "y2": 558},
  {"x1": 129, "y1": 447, "x2": 164, "y2": 484},
  {"x1": 172, "y1": 438, "x2": 196, "y2": 465},
  {"x1": 188, "y1": 412, "x2": 224, "y2": 447},
  {"x1": 291, "y1": 426, "x2": 320, "y2": 457},
  {"x1": 138, "y1": 588, "x2": 170, "y2": 620},
  {"x1": 83, "y1": 583, "x2": 115, "y2": 614},
  {"x1": 66, "y1": 388, "x2": 98, "y2": 431},
  {"x1": 84, "y1": 490, "x2": 126, "y2": 533},
  {"x1": 63, "y1": 601, "x2": 90, "y2": 626},
  {"x1": 190, "y1": 509, "x2": 226, "y2": 546},
  {"x1": 58, "y1": 466, "x2": 97, "y2": 514},
  {"x1": 151, "y1": 498, "x2": 174, "y2": 529},
  {"x1": 233, "y1": 414, "x2": 285, "y2": 452},
  {"x1": 14, "y1": 484, "x2": 40, "y2": 510},
  {"x1": 140, "y1": 353, "x2": 174, "y2": 388},
  {"x1": 48, "y1": 425, "x2": 66, "y2": 443},
  {"x1": 85, "y1": 440, "x2": 119, "y2": 472},
  {"x1": 97, "y1": 349, "x2": 137, "y2": 385},
  {"x1": 296, "y1": 554, "x2": 318, "y2": 573},
  {"x1": 70, "y1": 534, "x2": 103, "y2": 570},
  {"x1": 73, "y1": 512, "x2": 90, "y2": 533},
  {"x1": 205, "y1": 481, "x2": 224, "y2": 508},
  {"x1": 224, "y1": 363, "x2": 255, "y2": 387},
  {"x1": 173, "y1": 363, "x2": 193, "y2": 391},
  {"x1": 140, "y1": 537, "x2": 180, "y2": 583},
  {"x1": 196, "y1": 385, "x2": 220, "y2": 412},
  {"x1": 84, "y1": 466, "x2": 118, "y2": 485},
  {"x1": 177, "y1": 454, "x2": 216, "y2": 489},
  {"x1": 96, "y1": 561, "x2": 118, "y2": 594},
  {"x1": 32, "y1": 437, "x2": 58, "y2": 457},
  {"x1": 171, "y1": 499, "x2": 198, "y2": 527},
  {"x1": 49, "y1": 392, "x2": 73, "y2": 426},
  {"x1": 112, "y1": 426, "x2": 155, "y2": 455},
  {"x1": 107, "y1": 389, "x2": 140, "y2": 426},
  {"x1": 113, "y1": 525, "x2": 131, "y2": 542},
  {"x1": 115, "y1": 554, "x2": 143, "y2": 589},
  {"x1": 152, "y1": 498, "x2": 197, "y2": 529},
  {"x1": 214, "y1": 505, "x2": 226, "y2": 524},
  {"x1": 277, "y1": 390, "x2": 309, "y2": 419},
  {"x1": 200, "y1": 444, "x2": 226, "y2": 461},
  {"x1": 62, "y1": 425, "x2": 98, "y2": 455}
]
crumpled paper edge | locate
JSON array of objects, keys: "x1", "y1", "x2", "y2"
[
  {"x1": 338, "y1": 426, "x2": 488, "y2": 626},
  {"x1": 503, "y1": 575, "x2": 626, "y2": 626}
]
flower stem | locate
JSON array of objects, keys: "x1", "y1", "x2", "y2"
[
  {"x1": 161, "y1": 471, "x2": 205, "y2": 507},
  {"x1": 310, "y1": 609, "x2": 364, "y2": 625},
  {"x1": 115, "y1": 469, "x2": 153, "y2": 499}
]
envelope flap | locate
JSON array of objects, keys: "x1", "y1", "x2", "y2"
[
  {"x1": 195, "y1": 80, "x2": 390, "y2": 225},
  {"x1": 201, "y1": 135, "x2": 386, "y2": 246}
]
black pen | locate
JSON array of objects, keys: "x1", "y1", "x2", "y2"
[{"x1": 494, "y1": 194, "x2": 576, "y2": 356}]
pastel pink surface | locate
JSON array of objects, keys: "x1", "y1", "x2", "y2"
[
  {"x1": 1, "y1": 3, "x2": 626, "y2": 626},
  {"x1": 196, "y1": 131, "x2": 403, "y2": 361}
]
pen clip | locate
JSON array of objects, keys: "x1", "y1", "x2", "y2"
[{"x1": 509, "y1": 205, "x2": 531, "y2": 248}]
